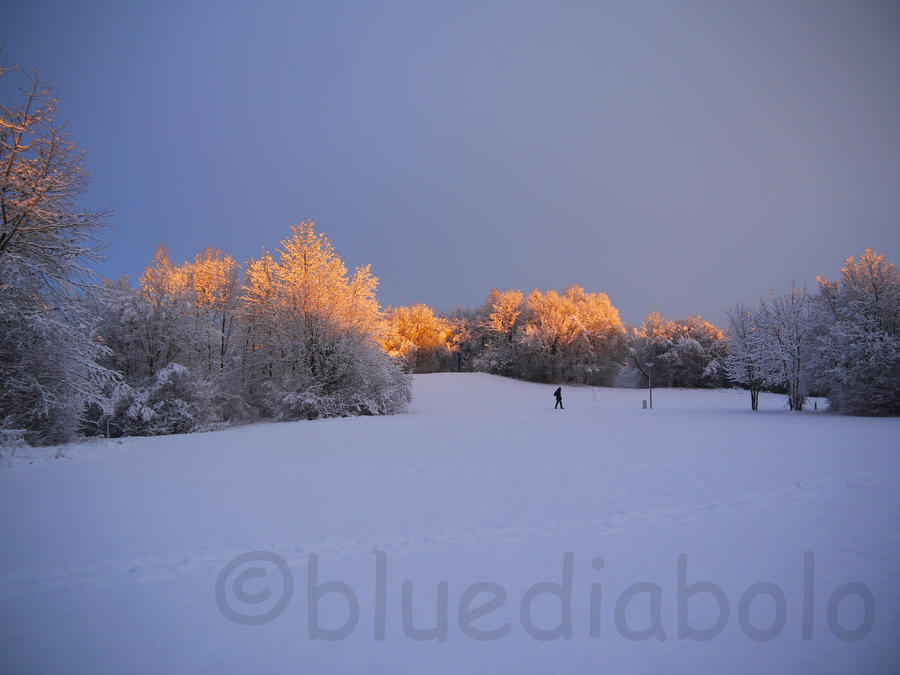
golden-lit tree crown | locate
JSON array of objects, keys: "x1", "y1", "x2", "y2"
[
  {"x1": 484, "y1": 288, "x2": 524, "y2": 336},
  {"x1": 245, "y1": 221, "x2": 382, "y2": 340}
]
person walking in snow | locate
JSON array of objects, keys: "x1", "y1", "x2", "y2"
[{"x1": 554, "y1": 386, "x2": 563, "y2": 409}]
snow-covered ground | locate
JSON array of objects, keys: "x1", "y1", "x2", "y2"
[{"x1": 2, "y1": 374, "x2": 898, "y2": 673}]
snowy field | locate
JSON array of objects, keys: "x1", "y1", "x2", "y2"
[{"x1": 1, "y1": 373, "x2": 898, "y2": 673}]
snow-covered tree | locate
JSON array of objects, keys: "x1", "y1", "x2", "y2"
[
  {"x1": 383, "y1": 303, "x2": 454, "y2": 373},
  {"x1": 756, "y1": 283, "x2": 814, "y2": 411},
  {"x1": 624, "y1": 311, "x2": 729, "y2": 390},
  {"x1": 132, "y1": 245, "x2": 191, "y2": 375},
  {"x1": 0, "y1": 60, "x2": 116, "y2": 443},
  {"x1": 86, "y1": 274, "x2": 242, "y2": 438},
  {"x1": 85, "y1": 243, "x2": 257, "y2": 437},
  {"x1": 472, "y1": 285, "x2": 626, "y2": 385},
  {"x1": 516, "y1": 285, "x2": 626, "y2": 385},
  {"x1": 439, "y1": 305, "x2": 478, "y2": 373},
  {"x1": 811, "y1": 249, "x2": 900, "y2": 415},
  {"x1": 240, "y1": 222, "x2": 409, "y2": 419},
  {"x1": 108, "y1": 244, "x2": 243, "y2": 378},
  {"x1": 473, "y1": 289, "x2": 525, "y2": 376},
  {"x1": 484, "y1": 288, "x2": 525, "y2": 340},
  {"x1": 240, "y1": 249, "x2": 278, "y2": 389},
  {"x1": 89, "y1": 224, "x2": 411, "y2": 434},
  {"x1": 725, "y1": 304, "x2": 766, "y2": 410},
  {"x1": 183, "y1": 247, "x2": 241, "y2": 374}
]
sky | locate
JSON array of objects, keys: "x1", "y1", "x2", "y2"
[{"x1": 3, "y1": 0, "x2": 899, "y2": 326}]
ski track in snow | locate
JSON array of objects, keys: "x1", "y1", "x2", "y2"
[{"x1": 2, "y1": 465, "x2": 893, "y2": 600}]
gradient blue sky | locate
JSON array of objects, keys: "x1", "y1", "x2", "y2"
[{"x1": 4, "y1": 0, "x2": 899, "y2": 325}]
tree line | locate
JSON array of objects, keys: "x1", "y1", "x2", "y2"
[
  {"x1": 384, "y1": 250, "x2": 899, "y2": 417},
  {"x1": 383, "y1": 289, "x2": 729, "y2": 391},
  {"x1": 1, "y1": 59, "x2": 898, "y2": 447}
]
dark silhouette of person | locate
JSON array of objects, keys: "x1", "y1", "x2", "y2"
[{"x1": 554, "y1": 386, "x2": 563, "y2": 409}]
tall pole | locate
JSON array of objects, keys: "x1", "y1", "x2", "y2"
[{"x1": 646, "y1": 362, "x2": 654, "y2": 410}]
